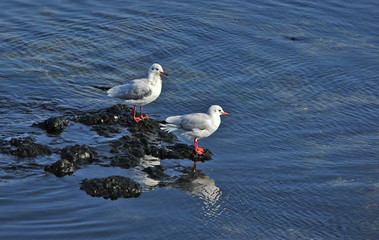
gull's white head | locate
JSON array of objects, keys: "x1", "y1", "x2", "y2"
[
  {"x1": 148, "y1": 63, "x2": 168, "y2": 77},
  {"x1": 208, "y1": 105, "x2": 229, "y2": 116}
]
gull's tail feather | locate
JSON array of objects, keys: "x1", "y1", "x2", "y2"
[
  {"x1": 106, "y1": 85, "x2": 122, "y2": 98},
  {"x1": 160, "y1": 115, "x2": 182, "y2": 132},
  {"x1": 160, "y1": 123, "x2": 178, "y2": 133},
  {"x1": 165, "y1": 115, "x2": 182, "y2": 125}
]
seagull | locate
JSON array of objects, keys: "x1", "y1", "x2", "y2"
[
  {"x1": 106, "y1": 63, "x2": 167, "y2": 122},
  {"x1": 162, "y1": 105, "x2": 229, "y2": 155}
]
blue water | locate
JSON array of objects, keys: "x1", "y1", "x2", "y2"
[{"x1": 1, "y1": 0, "x2": 378, "y2": 239}]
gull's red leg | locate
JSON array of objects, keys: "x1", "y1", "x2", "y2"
[
  {"x1": 140, "y1": 106, "x2": 149, "y2": 119},
  {"x1": 133, "y1": 106, "x2": 142, "y2": 122},
  {"x1": 194, "y1": 138, "x2": 204, "y2": 155},
  {"x1": 192, "y1": 161, "x2": 197, "y2": 172}
]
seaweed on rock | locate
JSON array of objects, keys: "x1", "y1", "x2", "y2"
[
  {"x1": 80, "y1": 176, "x2": 142, "y2": 200},
  {"x1": 0, "y1": 136, "x2": 52, "y2": 158},
  {"x1": 33, "y1": 116, "x2": 69, "y2": 134}
]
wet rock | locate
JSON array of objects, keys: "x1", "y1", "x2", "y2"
[
  {"x1": 44, "y1": 145, "x2": 96, "y2": 177},
  {"x1": 111, "y1": 135, "x2": 149, "y2": 158},
  {"x1": 109, "y1": 132, "x2": 202, "y2": 163},
  {"x1": 0, "y1": 136, "x2": 52, "y2": 158},
  {"x1": 128, "y1": 120, "x2": 178, "y2": 144},
  {"x1": 45, "y1": 159, "x2": 75, "y2": 177},
  {"x1": 110, "y1": 154, "x2": 140, "y2": 169},
  {"x1": 128, "y1": 119, "x2": 177, "y2": 141},
  {"x1": 72, "y1": 104, "x2": 177, "y2": 143},
  {"x1": 61, "y1": 144, "x2": 97, "y2": 165},
  {"x1": 80, "y1": 176, "x2": 142, "y2": 200},
  {"x1": 148, "y1": 143, "x2": 212, "y2": 162},
  {"x1": 146, "y1": 146, "x2": 169, "y2": 159},
  {"x1": 157, "y1": 128, "x2": 178, "y2": 144},
  {"x1": 142, "y1": 165, "x2": 171, "y2": 180},
  {"x1": 91, "y1": 125, "x2": 121, "y2": 137},
  {"x1": 73, "y1": 113, "x2": 121, "y2": 125},
  {"x1": 168, "y1": 144, "x2": 212, "y2": 161},
  {"x1": 72, "y1": 104, "x2": 133, "y2": 126},
  {"x1": 33, "y1": 116, "x2": 69, "y2": 134}
]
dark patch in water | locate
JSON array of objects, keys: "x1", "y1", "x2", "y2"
[{"x1": 287, "y1": 36, "x2": 305, "y2": 41}]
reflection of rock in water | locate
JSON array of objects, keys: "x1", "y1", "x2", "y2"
[{"x1": 175, "y1": 167, "x2": 222, "y2": 206}]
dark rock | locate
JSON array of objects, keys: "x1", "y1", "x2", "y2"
[
  {"x1": 1, "y1": 136, "x2": 52, "y2": 158},
  {"x1": 128, "y1": 119, "x2": 178, "y2": 143},
  {"x1": 80, "y1": 176, "x2": 142, "y2": 200},
  {"x1": 72, "y1": 104, "x2": 133, "y2": 126},
  {"x1": 73, "y1": 113, "x2": 121, "y2": 125},
  {"x1": 110, "y1": 135, "x2": 149, "y2": 158},
  {"x1": 44, "y1": 144, "x2": 97, "y2": 176},
  {"x1": 61, "y1": 144, "x2": 97, "y2": 165},
  {"x1": 168, "y1": 144, "x2": 212, "y2": 161},
  {"x1": 157, "y1": 129, "x2": 178, "y2": 143},
  {"x1": 45, "y1": 159, "x2": 76, "y2": 177},
  {"x1": 146, "y1": 146, "x2": 168, "y2": 159},
  {"x1": 148, "y1": 143, "x2": 212, "y2": 162},
  {"x1": 91, "y1": 125, "x2": 121, "y2": 137},
  {"x1": 33, "y1": 116, "x2": 69, "y2": 134},
  {"x1": 142, "y1": 165, "x2": 171, "y2": 180},
  {"x1": 128, "y1": 118, "x2": 160, "y2": 134},
  {"x1": 72, "y1": 103, "x2": 177, "y2": 142},
  {"x1": 118, "y1": 134, "x2": 150, "y2": 148},
  {"x1": 110, "y1": 154, "x2": 140, "y2": 169}
]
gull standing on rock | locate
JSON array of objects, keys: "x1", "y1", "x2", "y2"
[
  {"x1": 162, "y1": 105, "x2": 229, "y2": 155},
  {"x1": 106, "y1": 63, "x2": 168, "y2": 122}
]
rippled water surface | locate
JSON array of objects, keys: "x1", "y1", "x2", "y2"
[{"x1": 1, "y1": 0, "x2": 378, "y2": 239}]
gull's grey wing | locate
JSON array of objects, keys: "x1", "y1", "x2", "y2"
[
  {"x1": 107, "y1": 79, "x2": 151, "y2": 100},
  {"x1": 179, "y1": 113, "x2": 211, "y2": 131}
]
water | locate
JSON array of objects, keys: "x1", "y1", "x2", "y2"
[{"x1": 0, "y1": 0, "x2": 378, "y2": 239}]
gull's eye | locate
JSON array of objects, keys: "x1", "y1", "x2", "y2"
[{"x1": 219, "y1": 109, "x2": 221, "y2": 112}]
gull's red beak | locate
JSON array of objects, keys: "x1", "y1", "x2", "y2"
[
  {"x1": 222, "y1": 112, "x2": 229, "y2": 116},
  {"x1": 161, "y1": 71, "x2": 168, "y2": 76}
]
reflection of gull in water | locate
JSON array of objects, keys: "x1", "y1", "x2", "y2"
[
  {"x1": 132, "y1": 155, "x2": 161, "y2": 187},
  {"x1": 131, "y1": 156, "x2": 222, "y2": 216},
  {"x1": 175, "y1": 167, "x2": 222, "y2": 206}
]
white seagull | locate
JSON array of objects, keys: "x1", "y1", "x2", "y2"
[
  {"x1": 162, "y1": 105, "x2": 229, "y2": 155},
  {"x1": 107, "y1": 63, "x2": 168, "y2": 122}
]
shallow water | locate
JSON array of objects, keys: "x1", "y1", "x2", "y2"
[{"x1": 1, "y1": 0, "x2": 378, "y2": 239}]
